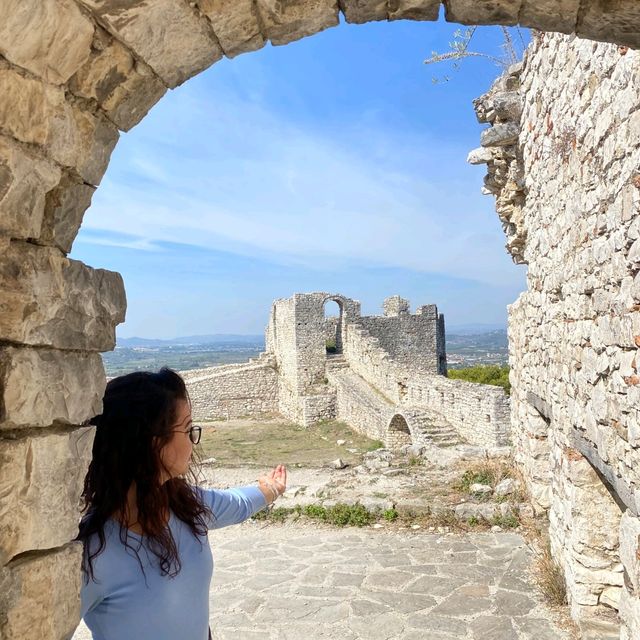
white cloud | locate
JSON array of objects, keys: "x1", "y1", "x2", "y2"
[{"x1": 81, "y1": 78, "x2": 522, "y2": 287}]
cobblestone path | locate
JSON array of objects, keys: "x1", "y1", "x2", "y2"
[{"x1": 70, "y1": 521, "x2": 572, "y2": 640}]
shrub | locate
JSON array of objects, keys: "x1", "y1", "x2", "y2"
[
  {"x1": 448, "y1": 364, "x2": 510, "y2": 395},
  {"x1": 383, "y1": 508, "x2": 399, "y2": 522}
]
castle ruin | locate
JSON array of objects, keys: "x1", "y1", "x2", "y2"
[
  {"x1": 183, "y1": 293, "x2": 511, "y2": 449},
  {"x1": 1, "y1": 2, "x2": 640, "y2": 639}
]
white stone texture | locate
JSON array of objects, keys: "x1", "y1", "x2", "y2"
[
  {"x1": 0, "y1": 0, "x2": 94, "y2": 84},
  {"x1": 0, "y1": 347, "x2": 105, "y2": 430},
  {"x1": 68, "y1": 27, "x2": 167, "y2": 132},
  {"x1": 472, "y1": 34, "x2": 640, "y2": 635},
  {"x1": 0, "y1": 65, "x2": 119, "y2": 185},
  {"x1": 78, "y1": 0, "x2": 223, "y2": 88},
  {"x1": 0, "y1": 429, "x2": 93, "y2": 564},
  {"x1": 0, "y1": 242, "x2": 126, "y2": 351}
]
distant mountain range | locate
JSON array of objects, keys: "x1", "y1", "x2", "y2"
[
  {"x1": 117, "y1": 326, "x2": 507, "y2": 348},
  {"x1": 117, "y1": 334, "x2": 264, "y2": 348},
  {"x1": 446, "y1": 324, "x2": 507, "y2": 336}
]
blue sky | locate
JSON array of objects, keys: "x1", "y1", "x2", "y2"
[{"x1": 70, "y1": 17, "x2": 529, "y2": 339}]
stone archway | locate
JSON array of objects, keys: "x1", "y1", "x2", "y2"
[
  {"x1": 323, "y1": 297, "x2": 344, "y2": 354},
  {"x1": 386, "y1": 413, "x2": 413, "y2": 450},
  {"x1": 2, "y1": 2, "x2": 640, "y2": 639}
]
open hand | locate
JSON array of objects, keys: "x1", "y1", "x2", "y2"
[{"x1": 258, "y1": 464, "x2": 287, "y2": 504}]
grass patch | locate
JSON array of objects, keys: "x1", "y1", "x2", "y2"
[
  {"x1": 198, "y1": 418, "x2": 380, "y2": 467},
  {"x1": 491, "y1": 512, "x2": 520, "y2": 529},
  {"x1": 533, "y1": 535, "x2": 568, "y2": 606},
  {"x1": 455, "y1": 458, "x2": 518, "y2": 493},
  {"x1": 365, "y1": 439, "x2": 385, "y2": 452},
  {"x1": 383, "y1": 508, "x2": 399, "y2": 522}
]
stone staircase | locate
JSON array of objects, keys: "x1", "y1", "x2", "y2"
[
  {"x1": 325, "y1": 353, "x2": 348, "y2": 371},
  {"x1": 402, "y1": 408, "x2": 463, "y2": 448}
]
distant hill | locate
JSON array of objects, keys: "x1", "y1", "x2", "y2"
[
  {"x1": 117, "y1": 334, "x2": 264, "y2": 348},
  {"x1": 446, "y1": 324, "x2": 507, "y2": 336}
]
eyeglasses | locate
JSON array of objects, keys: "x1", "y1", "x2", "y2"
[{"x1": 172, "y1": 424, "x2": 202, "y2": 445}]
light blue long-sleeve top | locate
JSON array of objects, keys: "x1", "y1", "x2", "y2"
[{"x1": 80, "y1": 485, "x2": 266, "y2": 640}]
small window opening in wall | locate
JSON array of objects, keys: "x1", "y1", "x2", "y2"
[{"x1": 324, "y1": 299, "x2": 343, "y2": 354}]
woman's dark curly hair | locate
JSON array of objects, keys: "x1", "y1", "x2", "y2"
[{"x1": 77, "y1": 368, "x2": 211, "y2": 581}]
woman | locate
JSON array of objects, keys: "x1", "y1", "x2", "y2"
[{"x1": 77, "y1": 368, "x2": 286, "y2": 640}]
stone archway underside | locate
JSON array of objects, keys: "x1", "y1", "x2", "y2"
[{"x1": 1, "y1": 1, "x2": 640, "y2": 639}]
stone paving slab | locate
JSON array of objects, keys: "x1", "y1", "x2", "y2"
[{"x1": 73, "y1": 522, "x2": 570, "y2": 640}]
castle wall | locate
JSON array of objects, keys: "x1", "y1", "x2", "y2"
[
  {"x1": 475, "y1": 33, "x2": 640, "y2": 637},
  {"x1": 343, "y1": 321, "x2": 511, "y2": 447},
  {"x1": 181, "y1": 358, "x2": 278, "y2": 421},
  {"x1": 359, "y1": 304, "x2": 443, "y2": 373}
]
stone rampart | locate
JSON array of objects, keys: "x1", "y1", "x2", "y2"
[
  {"x1": 343, "y1": 321, "x2": 511, "y2": 447},
  {"x1": 183, "y1": 356, "x2": 278, "y2": 420}
]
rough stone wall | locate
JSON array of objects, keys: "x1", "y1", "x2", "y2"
[
  {"x1": 181, "y1": 356, "x2": 278, "y2": 420},
  {"x1": 473, "y1": 33, "x2": 640, "y2": 637}
]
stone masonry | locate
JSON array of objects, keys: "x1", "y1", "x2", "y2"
[
  {"x1": 186, "y1": 292, "x2": 511, "y2": 451},
  {"x1": 470, "y1": 33, "x2": 640, "y2": 639},
  {"x1": 2, "y1": 1, "x2": 640, "y2": 638}
]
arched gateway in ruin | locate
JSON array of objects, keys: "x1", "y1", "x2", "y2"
[{"x1": 1, "y1": 2, "x2": 639, "y2": 638}]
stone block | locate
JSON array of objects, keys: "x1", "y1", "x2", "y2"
[
  {"x1": 0, "y1": 242, "x2": 126, "y2": 351},
  {"x1": 0, "y1": 134, "x2": 61, "y2": 240},
  {"x1": 79, "y1": 0, "x2": 223, "y2": 88},
  {"x1": 388, "y1": 0, "x2": 440, "y2": 21},
  {"x1": 41, "y1": 172, "x2": 95, "y2": 254},
  {"x1": 197, "y1": 0, "x2": 266, "y2": 58},
  {"x1": 0, "y1": 346, "x2": 105, "y2": 430},
  {"x1": 0, "y1": 0, "x2": 94, "y2": 84},
  {"x1": 578, "y1": 1, "x2": 640, "y2": 50},
  {"x1": 69, "y1": 28, "x2": 167, "y2": 132},
  {"x1": 481, "y1": 123, "x2": 520, "y2": 147},
  {"x1": 0, "y1": 543, "x2": 82, "y2": 640},
  {"x1": 518, "y1": 0, "x2": 580, "y2": 34},
  {"x1": 619, "y1": 586, "x2": 640, "y2": 640},
  {"x1": 0, "y1": 429, "x2": 93, "y2": 564},
  {"x1": 619, "y1": 511, "x2": 640, "y2": 591},
  {"x1": 257, "y1": 0, "x2": 340, "y2": 45},
  {"x1": 0, "y1": 67, "x2": 119, "y2": 185},
  {"x1": 339, "y1": 0, "x2": 388, "y2": 23},
  {"x1": 444, "y1": 0, "x2": 521, "y2": 26}
]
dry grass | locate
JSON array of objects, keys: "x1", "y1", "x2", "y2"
[
  {"x1": 197, "y1": 418, "x2": 380, "y2": 467},
  {"x1": 526, "y1": 520, "x2": 571, "y2": 607}
]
